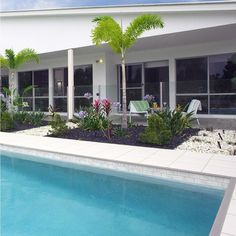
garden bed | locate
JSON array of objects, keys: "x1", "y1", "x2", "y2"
[
  {"x1": 9, "y1": 121, "x2": 49, "y2": 132},
  {"x1": 48, "y1": 126, "x2": 200, "y2": 149}
]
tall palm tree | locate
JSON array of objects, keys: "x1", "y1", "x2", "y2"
[
  {"x1": 0, "y1": 48, "x2": 39, "y2": 112},
  {"x1": 92, "y1": 14, "x2": 164, "y2": 128}
]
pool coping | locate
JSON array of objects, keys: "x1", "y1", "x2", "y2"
[{"x1": 0, "y1": 132, "x2": 236, "y2": 236}]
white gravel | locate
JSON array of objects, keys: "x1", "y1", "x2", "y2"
[
  {"x1": 13, "y1": 122, "x2": 78, "y2": 137},
  {"x1": 14, "y1": 124, "x2": 236, "y2": 156},
  {"x1": 176, "y1": 129, "x2": 236, "y2": 155}
]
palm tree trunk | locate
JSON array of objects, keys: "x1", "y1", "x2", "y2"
[
  {"x1": 121, "y1": 52, "x2": 128, "y2": 129},
  {"x1": 8, "y1": 70, "x2": 15, "y2": 114}
]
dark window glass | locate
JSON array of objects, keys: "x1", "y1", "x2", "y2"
[
  {"x1": 35, "y1": 98, "x2": 49, "y2": 111},
  {"x1": 210, "y1": 53, "x2": 236, "y2": 93},
  {"x1": 74, "y1": 65, "x2": 93, "y2": 96},
  {"x1": 34, "y1": 70, "x2": 49, "y2": 96},
  {"x1": 120, "y1": 64, "x2": 142, "y2": 88},
  {"x1": 54, "y1": 98, "x2": 67, "y2": 112},
  {"x1": 21, "y1": 98, "x2": 33, "y2": 111},
  {"x1": 1, "y1": 76, "x2": 9, "y2": 93},
  {"x1": 145, "y1": 66, "x2": 169, "y2": 105},
  {"x1": 74, "y1": 97, "x2": 91, "y2": 112},
  {"x1": 176, "y1": 57, "x2": 207, "y2": 94},
  {"x1": 18, "y1": 71, "x2": 33, "y2": 97},
  {"x1": 176, "y1": 95, "x2": 208, "y2": 114},
  {"x1": 54, "y1": 68, "x2": 68, "y2": 96},
  {"x1": 120, "y1": 88, "x2": 142, "y2": 109},
  {"x1": 210, "y1": 95, "x2": 236, "y2": 114}
]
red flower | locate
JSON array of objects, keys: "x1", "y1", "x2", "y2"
[
  {"x1": 102, "y1": 99, "x2": 111, "y2": 117},
  {"x1": 93, "y1": 99, "x2": 101, "y2": 113}
]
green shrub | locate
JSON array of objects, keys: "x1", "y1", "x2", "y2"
[
  {"x1": 157, "y1": 108, "x2": 193, "y2": 136},
  {"x1": 48, "y1": 114, "x2": 68, "y2": 136},
  {"x1": 140, "y1": 115, "x2": 172, "y2": 145},
  {"x1": 13, "y1": 111, "x2": 45, "y2": 126},
  {"x1": 0, "y1": 112, "x2": 14, "y2": 131},
  {"x1": 76, "y1": 107, "x2": 111, "y2": 132},
  {"x1": 113, "y1": 127, "x2": 128, "y2": 137}
]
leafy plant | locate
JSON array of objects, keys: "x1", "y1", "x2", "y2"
[
  {"x1": 92, "y1": 14, "x2": 164, "y2": 128},
  {"x1": 157, "y1": 108, "x2": 194, "y2": 136},
  {"x1": 48, "y1": 113, "x2": 68, "y2": 136},
  {"x1": 0, "y1": 111, "x2": 14, "y2": 131},
  {"x1": 13, "y1": 111, "x2": 45, "y2": 126},
  {"x1": 113, "y1": 127, "x2": 128, "y2": 137},
  {"x1": 75, "y1": 99, "x2": 113, "y2": 139},
  {"x1": 140, "y1": 115, "x2": 172, "y2": 145}
]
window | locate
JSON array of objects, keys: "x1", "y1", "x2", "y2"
[
  {"x1": 18, "y1": 70, "x2": 49, "y2": 111},
  {"x1": 74, "y1": 65, "x2": 93, "y2": 111},
  {"x1": 53, "y1": 65, "x2": 93, "y2": 112},
  {"x1": 0, "y1": 75, "x2": 9, "y2": 94},
  {"x1": 176, "y1": 57, "x2": 207, "y2": 94},
  {"x1": 176, "y1": 53, "x2": 236, "y2": 115}
]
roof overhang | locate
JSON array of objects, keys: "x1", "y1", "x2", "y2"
[{"x1": 1, "y1": 1, "x2": 236, "y2": 17}]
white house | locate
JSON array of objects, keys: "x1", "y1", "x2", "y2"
[{"x1": 0, "y1": 1, "x2": 236, "y2": 119}]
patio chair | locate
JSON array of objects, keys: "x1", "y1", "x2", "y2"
[
  {"x1": 182, "y1": 99, "x2": 202, "y2": 125},
  {"x1": 128, "y1": 100, "x2": 150, "y2": 123}
]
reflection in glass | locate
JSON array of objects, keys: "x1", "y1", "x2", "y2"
[
  {"x1": 74, "y1": 98, "x2": 91, "y2": 112},
  {"x1": 210, "y1": 53, "x2": 236, "y2": 93},
  {"x1": 35, "y1": 98, "x2": 49, "y2": 111},
  {"x1": 176, "y1": 96, "x2": 208, "y2": 114},
  {"x1": 34, "y1": 70, "x2": 49, "y2": 96},
  {"x1": 54, "y1": 68, "x2": 68, "y2": 96},
  {"x1": 176, "y1": 57, "x2": 207, "y2": 94},
  {"x1": 210, "y1": 95, "x2": 236, "y2": 114},
  {"x1": 74, "y1": 65, "x2": 93, "y2": 96},
  {"x1": 119, "y1": 64, "x2": 142, "y2": 88},
  {"x1": 18, "y1": 71, "x2": 33, "y2": 97},
  {"x1": 0, "y1": 76, "x2": 9, "y2": 93},
  {"x1": 145, "y1": 66, "x2": 169, "y2": 105},
  {"x1": 54, "y1": 98, "x2": 67, "y2": 112}
]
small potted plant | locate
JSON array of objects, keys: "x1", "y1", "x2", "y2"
[{"x1": 144, "y1": 94, "x2": 155, "y2": 107}]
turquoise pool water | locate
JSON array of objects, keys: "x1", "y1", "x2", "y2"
[{"x1": 1, "y1": 151, "x2": 224, "y2": 236}]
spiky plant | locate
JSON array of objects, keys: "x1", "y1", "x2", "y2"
[{"x1": 92, "y1": 14, "x2": 164, "y2": 128}]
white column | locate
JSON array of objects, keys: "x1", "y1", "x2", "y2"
[
  {"x1": 67, "y1": 49, "x2": 74, "y2": 120},
  {"x1": 48, "y1": 68, "x2": 54, "y2": 108},
  {"x1": 169, "y1": 58, "x2": 176, "y2": 110}
]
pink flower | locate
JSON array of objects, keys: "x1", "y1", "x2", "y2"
[
  {"x1": 102, "y1": 98, "x2": 111, "y2": 117},
  {"x1": 93, "y1": 99, "x2": 101, "y2": 113}
]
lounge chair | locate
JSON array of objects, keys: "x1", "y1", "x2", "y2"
[
  {"x1": 128, "y1": 100, "x2": 150, "y2": 123},
  {"x1": 182, "y1": 99, "x2": 202, "y2": 125}
]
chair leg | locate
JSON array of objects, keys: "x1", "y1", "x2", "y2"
[{"x1": 197, "y1": 118, "x2": 200, "y2": 126}]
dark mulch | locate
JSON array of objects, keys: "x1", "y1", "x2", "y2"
[
  {"x1": 10, "y1": 121, "x2": 49, "y2": 132},
  {"x1": 49, "y1": 126, "x2": 200, "y2": 149}
]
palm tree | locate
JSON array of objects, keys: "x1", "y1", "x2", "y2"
[
  {"x1": 92, "y1": 14, "x2": 164, "y2": 128},
  {"x1": 0, "y1": 48, "x2": 39, "y2": 113}
]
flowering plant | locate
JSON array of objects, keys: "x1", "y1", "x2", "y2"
[
  {"x1": 78, "y1": 110, "x2": 88, "y2": 119},
  {"x1": 102, "y1": 99, "x2": 111, "y2": 117},
  {"x1": 144, "y1": 94, "x2": 155, "y2": 106},
  {"x1": 93, "y1": 99, "x2": 101, "y2": 113},
  {"x1": 84, "y1": 92, "x2": 92, "y2": 99}
]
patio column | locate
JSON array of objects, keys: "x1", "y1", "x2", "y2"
[
  {"x1": 169, "y1": 58, "x2": 176, "y2": 110},
  {"x1": 48, "y1": 68, "x2": 54, "y2": 109},
  {"x1": 67, "y1": 49, "x2": 74, "y2": 120}
]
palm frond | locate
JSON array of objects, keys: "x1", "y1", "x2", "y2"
[
  {"x1": 91, "y1": 16, "x2": 123, "y2": 54},
  {"x1": 123, "y1": 14, "x2": 164, "y2": 50},
  {"x1": 0, "y1": 55, "x2": 9, "y2": 69},
  {"x1": 5, "y1": 49, "x2": 16, "y2": 69},
  {"x1": 15, "y1": 48, "x2": 39, "y2": 69}
]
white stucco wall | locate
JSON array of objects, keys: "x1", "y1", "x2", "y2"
[{"x1": 1, "y1": 2, "x2": 236, "y2": 54}]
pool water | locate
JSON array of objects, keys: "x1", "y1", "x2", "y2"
[{"x1": 1, "y1": 151, "x2": 224, "y2": 236}]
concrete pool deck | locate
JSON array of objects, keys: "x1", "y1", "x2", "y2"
[{"x1": 0, "y1": 132, "x2": 235, "y2": 236}]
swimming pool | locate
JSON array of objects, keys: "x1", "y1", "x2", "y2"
[{"x1": 1, "y1": 151, "x2": 224, "y2": 236}]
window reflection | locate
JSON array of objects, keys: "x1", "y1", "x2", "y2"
[{"x1": 210, "y1": 53, "x2": 236, "y2": 93}]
